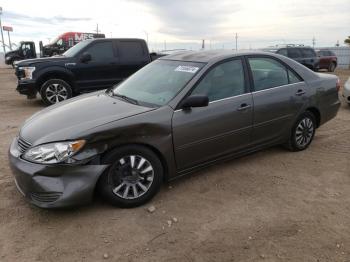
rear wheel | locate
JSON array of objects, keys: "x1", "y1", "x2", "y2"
[
  {"x1": 40, "y1": 79, "x2": 72, "y2": 106},
  {"x1": 328, "y1": 62, "x2": 336, "y2": 72},
  {"x1": 98, "y1": 145, "x2": 163, "y2": 208},
  {"x1": 285, "y1": 112, "x2": 316, "y2": 151}
]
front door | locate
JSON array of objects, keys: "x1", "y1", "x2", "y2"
[
  {"x1": 172, "y1": 58, "x2": 253, "y2": 171},
  {"x1": 73, "y1": 40, "x2": 120, "y2": 91}
]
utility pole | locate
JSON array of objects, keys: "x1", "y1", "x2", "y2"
[
  {"x1": 312, "y1": 36, "x2": 316, "y2": 48},
  {"x1": 164, "y1": 40, "x2": 166, "y2": 51},
  {"x1": 95, "y1": 24, "x2": 100, "y2": 34},
  {"x1": 235, "y1": 33, "x2": 238, "y2": 51},
  {"x1": 7, "y1": 30, "x2": 11, "y2": 50},
  {"x1": 0, "y1": 7, "x2": 6, "y2": 56}
]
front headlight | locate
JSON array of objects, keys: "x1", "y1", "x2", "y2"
[
  {"x1": 23, "y1": 140, "x2": 86, "y2": 164},
  {"x1": 19, "y1": 66, "x2": 36, "y2": 80}
]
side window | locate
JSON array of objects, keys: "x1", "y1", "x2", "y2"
[
  {"x1": 118, "y1": 41, "x2": 145, "y2": 62},
  {"x1": 277, "y1": 49, "x2": 288, "y2": 56},
  {"x1": 301, "y1": 48, "x2": 316, "y2": 58},
  {"x1": 191, "y1": 59, "x2": 245, "y2": 102},
  {"x1": 287, "y1": 48, "x2": 302, "y2": 59},
  {"x1": 57, "y1": 38, "x2": 63, "y2": 46},
  {"x1": 288, "y1": 69, "x2": 302, "y2": 84},
  {"x1": 84, "y1": 41, "x2": 114, "y2": 61},
  {"x1": 248, "y1": 57, "x2": 289, "y2": 91}
]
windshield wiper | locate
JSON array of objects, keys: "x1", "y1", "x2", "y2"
[{"x1": 113, "y1": 93, "x2": 139, "y2": 105}]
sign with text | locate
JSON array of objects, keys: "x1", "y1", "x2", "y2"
[{"x1": 3, "y1": 26, "x2": 13, "y2": 32}]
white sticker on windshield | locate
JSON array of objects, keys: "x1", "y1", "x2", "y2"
[{"x1": 175, "y1": 65, "x2": 199, "y2": 74}]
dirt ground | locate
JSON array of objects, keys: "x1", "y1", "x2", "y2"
[{"x1": 0, "y1": 67, "x2": 349, "y2": 262}]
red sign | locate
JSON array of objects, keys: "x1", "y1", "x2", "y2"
[{"x1": 3, "y1": 26, "x2": 13, "y2": 32}]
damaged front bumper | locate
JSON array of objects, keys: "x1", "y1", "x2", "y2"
[{"x1": 8, "y1": 138, "x2": 108, "y2": 209}]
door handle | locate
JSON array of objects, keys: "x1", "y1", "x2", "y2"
[
  {"x1": 295, "y1": 89, "x2": 306, "y2": 96},
  {"x1": 237, "y1": 103, "x2": 251, "y2": 111}
]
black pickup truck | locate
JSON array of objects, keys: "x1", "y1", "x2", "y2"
[{"x1": 15, "y1": 38, "x2": 163, "y2": 105}]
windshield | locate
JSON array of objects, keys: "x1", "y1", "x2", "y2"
[
  {"x1": 112, "y1": 60, "x2": 205, "y2": 107},
  {"x1": 62, "y1": 40, "x2": 92, "y2": 57}
]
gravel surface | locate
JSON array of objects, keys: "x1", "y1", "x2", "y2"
[{"x1": 0, "y1": 67, "x2": 349, "y2": 261}]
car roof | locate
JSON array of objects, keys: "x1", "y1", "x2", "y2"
[{"x1": 159, "y1": 50, "x2": 281, "y2": 63}]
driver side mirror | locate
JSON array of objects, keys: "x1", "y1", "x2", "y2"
[
  {"x1": 180, "y1": 95, "x2": 209, "y2": 109},
  {"x1": 80, "y1": 52, "x2": 92, "y2": 63}
]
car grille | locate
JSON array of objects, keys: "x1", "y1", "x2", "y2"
[
  {"x1": 30, "y1": 192, "x2": 62, "y2": 203},
  {"x1": 17, "y1": 137, "x2": 32, "y2": 153}
]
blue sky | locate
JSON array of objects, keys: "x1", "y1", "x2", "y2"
[{"x1": 0, "y1": 0, "x2": 349, "y2": 51}]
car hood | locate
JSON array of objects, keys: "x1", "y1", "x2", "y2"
[
  {"x1": 5, "y1": 50, "x2": 18, "y2": 57},
  {"x1": 16, "y1": 56, "x2": 70, "y2": 66},
  {"x1": 20, "y1": 91, "x2": 155, "y2": 145}
]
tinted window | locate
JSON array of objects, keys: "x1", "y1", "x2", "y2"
[
  {"x1": 288, "y1": 48, "x2": 302, "y2": 58},
  {"x1": 277, "y1": 49, "x2": 288, "y2": 56},
  {"x1": 248, "y1": 57, "x2": 289, "y2": 91},
  {"x1": 301, "y1": 48, "x2": 316, "y2": 58},
  {"x1": 118, "y1": 41, "x2": 145, "y2": 61},
  {"x1": 84, "y1": 41, "x2": 114, "y2": 61},
  {"x1": 191, "y1": 59, "x2": 245, "y2": 102},
  {"x1": 288, "y1": 69, "x2": 302, "y2": 83}
]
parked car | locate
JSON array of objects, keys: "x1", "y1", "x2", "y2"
[
  {"x1": 9, "y1": 51, "x2": 340, "y2": 208},
  {"x1": 15, "y1": 38, "x2": 162, "y2": 105},
  {"x1": 275, "y1": 46, "x2": 320, "y2": 71},
  {"x1": 5, "y1": 41, "x2": 37, "y2": 67},
  {"x1": 316, "y1": 49, "x2": 337, "y2": 72},
  {"x1": 342, "y1": 77, "x2": 350, "y2": 105}
]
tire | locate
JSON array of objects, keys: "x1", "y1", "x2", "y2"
[
  {"x1": 40, "y1": 79, "x2": 72, "y2": 106},
  {"x1": 285, "y1": 112, "x2": 316, "y2": 151},
  {"x1": 328, "y1": 62, "x2": 336, "y2": 72},
  {"x1": 97, "y1": 145, "x2": 164, "y2": 208},
  {"x1": 11, "y1": 59, "x2": 18, "y2": 68}
]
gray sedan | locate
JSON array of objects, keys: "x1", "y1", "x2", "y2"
[{"x1": 9, "y1": 51, "x2": 340, "y2": 208}]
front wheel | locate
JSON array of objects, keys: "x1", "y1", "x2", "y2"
[
  {"x1": 98, "y1": 145, "x2": 164, "y2": 208},
  {"x1": 40, "y1": 79, "x2": 72, "y2": 106},
  {"x1": 285, "y1": 112, "x2": 316, "y2": 151}
]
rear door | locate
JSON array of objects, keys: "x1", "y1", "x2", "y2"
[
  {"x1": 172, "y1": 58, "x2": 253, "y2": 171},
  {"x1": 246, "y1": 55, "x2": 306, "y2": 145},
  {"x1": 73, "y1": 40, "x2": 120, "y2": 91},
  {"x1": 115, "y1": 40, "x2": 151, "y2": 80},
  {"x1": 300, "y1": 48, "x2": 318, "y2": 70}
]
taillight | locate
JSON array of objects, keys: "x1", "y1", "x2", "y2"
[{"x1": 336, "y1": 78, "x2": 341, "y2": 92}]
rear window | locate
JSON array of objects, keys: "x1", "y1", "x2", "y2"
[
  {"x1": 301, "y1": 48, "x2": 316, "y2": 58},
  {"x1": 118, "y1": 41, "x2": 145, "y2": 61}
]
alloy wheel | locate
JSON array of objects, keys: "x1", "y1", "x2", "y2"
[
  {"x1": 45, "y1": 83, "x2": 68, "y2": 104},
  {"x1": 295, "y1": 117, "x2": 314, "y2": 148},
  {"x1": 111, "y1": 155, "x2": 154, "y2": 200}
]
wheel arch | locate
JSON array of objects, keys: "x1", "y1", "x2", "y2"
[
  {"x1": 100, "y1": 142, "x2": 170, "y2": 182},
  {"x1": 37, "y1": 69, "x2": 75, "y2": 92},
  {"x1": 306, "y1": 107, "x2": 321, "y2": 127}
]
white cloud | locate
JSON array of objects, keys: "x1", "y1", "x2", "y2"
[{"x1": 0, "y1": 0, "x2": 349, "y2": 51}]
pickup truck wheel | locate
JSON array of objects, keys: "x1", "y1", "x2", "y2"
[
  {"x1": 11, "y1": 59, "x2": 18, "y2": 68},
  {"x1": 285, "y1": 112, "x2": 316, "y2": 151},
  {"x1": 328, "y1": 62, "x2": 336, "y2": 72},
  {"x1": 98, "y1": 145, "x2": 163, "y2": 208},
  {"x1": 40, "y1": 79, "x2": 72, "y2": 106}
]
